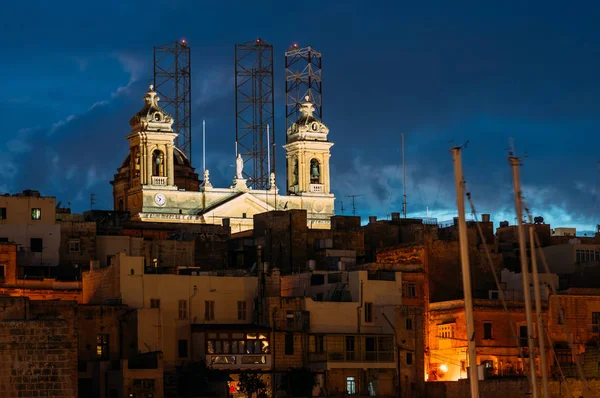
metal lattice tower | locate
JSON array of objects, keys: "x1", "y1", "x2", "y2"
[
  {"x1": 285, "y1": 45, "x2": 323, "y2": 134},
  {"x1": 154, "y1": 40, "x2": 192, "y2": 162},
  {"x1": 235, "y1": 38, "x2": 275, "y2": 190}
]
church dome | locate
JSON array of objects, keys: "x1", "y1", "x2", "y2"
[{"x1": 113, "y1": 146, "x2": 200, "y2": 192}]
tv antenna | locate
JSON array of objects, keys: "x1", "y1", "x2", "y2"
[
  {"x1": 339, "y1": 200, "x2": 345, "y2": 215},
  {"x1": 345, "y1": 195, "x2": 363, "y2": 217}
]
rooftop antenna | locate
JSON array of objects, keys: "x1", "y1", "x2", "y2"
[
  {"x1": 345, "y1": 195, "x2": 363, "y2": 217},
  {"x1": 202, "y1": 120, "x2": 206, "y2": 174},
  {"x1": 402, "y1": 133, "x2": 407, "y2": 218},
  {"x1": 340, "y1": 200, "x2": 345, "y2": 215}
]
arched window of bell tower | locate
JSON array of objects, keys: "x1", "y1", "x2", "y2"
[
  {"x1": 152, "y1": 150, "x2": 165, "y2": 177},
  {"x1": 310, "y1": 158, "x2": 321, "y2": 184}
]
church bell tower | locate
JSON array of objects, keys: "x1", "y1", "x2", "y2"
[
  {"x1": 127, "y1": 85, "x2": 178, "y2": 191},
  {"x1": 283, "y1": 97, "x2": 333, "y2": 195}
]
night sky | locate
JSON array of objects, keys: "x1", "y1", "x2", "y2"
[{"x1": 2, "y1": 0, "x2": 599, "y2": 232}]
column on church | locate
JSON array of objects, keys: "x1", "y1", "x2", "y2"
[
  {"x1": 146, "y1": 143, "x2": 153, "y2": 185},
  {"x1": 139, "y1": 141, "x2": 146, "y2": 185},
  {"x1": 323, "y1": 153, "x2": 331, "y2": 193},
  {"x1": 166, "y1": 144, "x2": 174, "y2": 185}
]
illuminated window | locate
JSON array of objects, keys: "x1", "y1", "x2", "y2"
[
  {"x1": 31, "y1": 208, "x2": 41, "y2": 220},
  {"x1": 178, "y1": 300, "x2": 187, "y2": 320},
  {"x1": 346, "y1": 376, "x2": 356, "y2": 395},
  {"x1": 97, "y1": 334, "x2": 109, "y2": 359}
]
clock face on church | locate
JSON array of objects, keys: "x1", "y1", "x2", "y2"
[{"x1": 154, "y1": 193, "x2": 166, "y2": 207}]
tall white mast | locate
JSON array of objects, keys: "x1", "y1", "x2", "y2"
[
  {"x1": 267, "y1": 124, "x2": 271, "y2": 184},
  {"x1": 402, "y1": 133, "x2": 407, "y2": 218},
  {"x1": 509, "y1": 154, "x2": 538, "y2": 398},
  {"x1": 451, "y1": 146, "x2": 479, "y2": 398},
  {"x1": 203, "y1": 120, "x2": 206, "y2": 173},
  {"x1": 529, "y1": 224, "x2": 549, "y2": 397}
]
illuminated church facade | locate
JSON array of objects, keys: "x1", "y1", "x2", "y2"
[{"x1": 111, "y1": 86, "x2": 335, "y2": 232}]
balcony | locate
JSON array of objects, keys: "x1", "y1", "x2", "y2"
[
  {"x1": 207, "y1": 354, "x2": 271, "y2": 369},
  {"x1": 151, "y1": 176, "x2": 167, "y2": 186},
  {"x1": 309, "y1": 350, "x2": 393, "y2": 363},
  {"x1": 308, "y1": 334, "x2": 395, "y2": 367},
  {"x1": 309, "y1": 184, "x2": 324, "y2": 193}
]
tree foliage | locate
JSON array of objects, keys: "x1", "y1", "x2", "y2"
[{"x1": 238, "y1": 372, "x2": 267, "y2": 398}]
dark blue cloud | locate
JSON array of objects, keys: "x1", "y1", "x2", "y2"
[{"x1": 2, "y1": 0, "x2": 600, "y2": 232}]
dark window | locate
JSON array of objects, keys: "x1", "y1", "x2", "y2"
[
  {"x1": 0, "y1": 238, "x2": 8, "y2": 243},
  {"x1": 345, "y1": 336, "x2": 355, "y2": 360},
  {"x1": 178, "y1": 339, "x2": 188, "y2": 358},
  {"x1": 31, "y1": 208, "x2": 41, "y2": 220},
  {"x1": 97, "y1": 334, "x2": 109, "y2": 359},
  {"x1": 483, "y1": 322, "x2": 493, "y2": 340},
  {"x1": 0, "y1": 208, "x2": 6, "y2": 220},
  {"x1": 150, "y1": 299, "x2": 160, "y2": 309},
  {"x1": 179, "y1": 300, "x2": 188, "y2": 320},
  {"x1": 365, "y1": 337, "x2": 375, "y2": 352},
  {"x1": 406, "y1": 352, "x2": 413, "y2": 365},
  {"x1": 205, "y1": 300, "x2": 215, "y2": 321},
  {"x1": 519, "y1": 325, "x2": 528, "y2": 346},
  {"x1": 0, "y1": 265, "x2": 5, "y2": 279},
  {"x1": 285, "y1": 333, "x2": 294, "y2": 355},
  {"x1": 593, "y1": 312, "x2": 600, "y2": 333},
  {"x1": 403, "y1": 283, "x2": 416, "y2": 297},
  {"x1": 491, "y1": 291, "x2": 499, "y2": 300},
  {"x1": 311, "y1": 274, "x2": 325, "y2": 286},
  {"x1": 315, "y1": 335, "x2": 325, "y2": 353},
  {"x1": 30, "y1": 238, "x2": 43, "y2": 252},
  {"x1": 237, "y1": 301, "x2": 247, "y2": 321},
  {"x1": 364, "y1": 302, "x2": 373, "y2": 323},
  {"x1": 406, "y1": 318, "x2": 413, "y2": 330}
]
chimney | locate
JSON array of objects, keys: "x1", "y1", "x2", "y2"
[
  {"x1": 391, "y1": 212, "x2": 400, "y2": 220},
  {"x1": 481, "y1": 214, "x2": 490, "y2": 223},
  {"x1": 222, "y1": 218, "x2": 230, "y2": 228},
  {"x1": 369, "y1": 216, "x2": 377, "y2": 224}
]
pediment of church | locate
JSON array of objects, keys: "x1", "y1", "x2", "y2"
[{"x1": 201, "y1": 192, "x2": 275, "y2": 219}]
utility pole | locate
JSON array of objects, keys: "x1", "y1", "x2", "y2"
[
  {"x1": 509, "y1": 154, "x2": 538, "y2": 398},
  {"x1": 402, "y1": 133, "x2": 407, "y2": 218},
  {"x1": 345, "y1": 195, "x2": 363, "y2": 217},
  {"x1": 529, "y1": 224, "x2": 549, "y2": 397},
  {"x1": 451, "y1": 146, "x2": 479, "y2": 398}
]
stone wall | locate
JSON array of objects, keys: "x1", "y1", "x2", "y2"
[
  {"x1": 0, "y1": 242, "x2": 17, "y2": 285},
  {"x1": 82, "y1": 263, "x2": 121, "y2": 304},
  {"x1": 426, "y1": 378, "x2": 600, "y2": 398},
  {"x1": 0, "y1": 297, "x2": 78, "y2": 398}
]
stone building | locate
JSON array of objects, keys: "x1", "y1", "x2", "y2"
[
  {"x1": 0, "y1": 297, "x2": 78, "y2": 397},
  {"x1": 82, "y1": 251, "x2": 260, "y2": 395},
  {"x1": 0, "y1": 242, "x2": 81, "y2": 301},
  {"x1": 427, "y1": 299, "x2": 539, "y2": 382},
  {"x1": 111, "y1": 87, "x2": 335, "y2": 231},
  {"x1": 0, "y1": 190, "x2": 61, "y2": 268},
  {"x1": 274, "y1": 269, "x2": 402, "y2": 397}
]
